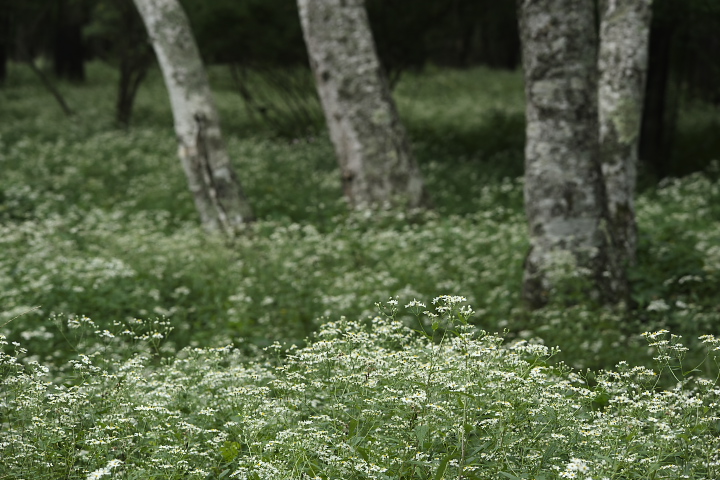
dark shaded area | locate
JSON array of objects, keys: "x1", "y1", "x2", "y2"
[
  {"x1": 366, "y1": 0, "x2": 450, "y2": 85},
  {"x1": 425, "y1": 0, "x2": 520, "y2": 69},
  {"x1": 179, "y1": 0, "x2": 520, "y2": 82},
  {"x1": 640, "y1": 16, "x2": 674, "y2": 178},
  {"x1": 0, "y1": 0, "x2": 719, "y2": 177},
  {"x1": 0, "y1": 0, "x2": 90, "y2": 81},
  {"x1": 367, "y1": 0, "x2": 520, "y2": 83},
  {"x1": 180, "y1": 0, "x2": 308, "y2": 67},
  {"x1": 85, "y1": 0, "x2": 154, "y2": 126},
  {"x1": 408, "y1": 108, "x2": 526, "y2": 181},
  {"x1": 53, "y1": 0, "x2": 86, "y2": 82},
  {"x1": 0, "y1": 9, "x2": 7, "y2": 83},
  {"x1": 640, "y1": 0, "x2": 720, "y2": 180}
]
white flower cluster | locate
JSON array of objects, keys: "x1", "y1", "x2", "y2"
[
  {"x1": 86, "y1": 459, "x2": 122, "y2": 480},
  {"x1": 3, "y1": 298, "x2": 720, "y2": 479}
]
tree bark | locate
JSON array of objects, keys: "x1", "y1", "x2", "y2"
[
  {"x1": 297, "y1": 0, "x2": 429, "y2": 210},
  {"x1": 598, "y1": 0, "x2": 652, "y2": 269},
  {"x1": 132, "y1": 0, "x2": 254, "y2": 233},
  {"x1": 116, "y1": 55, "x2": 150, "y2": 127},
  {"x1": 115, "y1": 0, "x2": 153, "y2": 127},
  {"x1": 518, "y1": 0, "x2": 622, "y2": 308}
]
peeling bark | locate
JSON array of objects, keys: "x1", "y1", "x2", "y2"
[
  {"x1": 518, "y1": 0, "x2": 622, "y2": 308},
  {"x1": 133, "y1": 0, "x2": 254, "y2": 234},
  {"x1": 598, "y1": 0, "x2": 652, "y2": 268},
  {"x1": 297, "y1": 0, "x2": 429, "y2": 210}
]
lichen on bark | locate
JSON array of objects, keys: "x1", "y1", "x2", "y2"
[
  {"x1": 298, "y1": 0, "x2": 429, "y2": 210},
  {"x1": 133, "y1": 0, "x2": 253, "y2": 234},
  {"x1": 598, "y1": 0, "x2": 652, "y2": 268},
  {"x1": 518, "y1": 0, "x2": 624, "y2": 308}
]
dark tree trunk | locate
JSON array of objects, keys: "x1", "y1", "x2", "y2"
[
  {"x1": 0, "y1": 38, "x2": 6, "y2": 85},
  {"x1": 480, "y1": 0, "x2": 520, "y2": 70},
  {"x1": 639, "y1": 19, "x2": 674, "y2": 177},
  {"x1": 103, "y1": 0, "x2": 154, "y2": 127},
  {"x1": 116, "y1": 57, "x2": 149, "y2": 126},
  {"x1": 458, "y1": 22, "x2": 476, "y2": 67},
  {"x1": 53, "y1": 0, "x2": 85, "y2": 82},
  {"x1": 0, "y1": 12, "x2": 7, "y2": 84},
  {"x1": 53, "y1": 23, "x2": 85, "y2": 81}
]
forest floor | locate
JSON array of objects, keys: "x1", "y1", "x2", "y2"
[{"x1": 1, "y1": 62, "x2": 720, "y2": 479}]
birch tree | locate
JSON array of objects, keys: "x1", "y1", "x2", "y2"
[
  {"x1": 133, "y1": 0, "x2": 254, "y2": 233},
  {"x1": 297, "y1": 0, "x2": 429, "y2": 210},
  {"x1": 598, "y1": 0, "x2": 653, "y2": 268},
  {"x1": 518, "y1": 0, "x2": 622, "y2": 307}
]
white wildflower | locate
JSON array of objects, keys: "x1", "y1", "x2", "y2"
[{"x1": 646, "y1": 299, "x2": 670, "y2": 312}]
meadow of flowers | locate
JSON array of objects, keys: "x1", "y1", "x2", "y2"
[
  {"x1": 1, "y1": 62, "x2": 720, "y2": 478},
  {"x1": 3, "y1": 297, "x2": 720, "y2": 479}
]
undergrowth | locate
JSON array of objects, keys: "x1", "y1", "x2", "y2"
[
  {"x1": 3, "y1": 297, "x2": 720, "y2": 479},
  {"x1": 1, "y1": 60, "x2": 720, "y2": 478}
]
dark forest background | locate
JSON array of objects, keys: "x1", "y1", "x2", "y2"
[{"x1": 1, "y1": 0, "x2": 719, "y2": 182}]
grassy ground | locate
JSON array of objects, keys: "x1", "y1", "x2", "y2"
[
  {"x1": 1, "y1": 61, "x2": 718, "y2": 366},
  {"x1": 2, "y1": 61, "x2": 720, "y2": 479}
]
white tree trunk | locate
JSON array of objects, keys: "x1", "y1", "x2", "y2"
[
  {"x1": 518, "y1": 0, "x2": 622, "y2": 307},
  {"x1": 297, "y1": 0, "x2": 429, "y2": 210},
  {"x1": 598, "y1": 0, "x2": 653, "y2": 267},
  {"x1": 133, "y1": 0, "x2": 253, "y2": 233}
]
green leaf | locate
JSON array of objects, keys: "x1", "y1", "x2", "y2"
[
  {"x1": 433, "y1": 453, "x2": 455, "y2": 480},
  {"x1": 356, "y1": 446, "x2": 370, "y2": 462},
  {"x1": 415, "y1": 424, "x2": 430, "y2": 445},
  {"x1": 348, "y1": 418, "x2": 358, "y2": 436},
  {"x1": 220, "y1": 441, "x2": 241, "y2": 462},
  {"x1": 498, "y1": 472, "x2": 524, "y2": 479}
]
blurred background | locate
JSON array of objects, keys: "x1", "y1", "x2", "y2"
[{"x1": 1, "y1": 0, "x2": 719, "y2": 181}]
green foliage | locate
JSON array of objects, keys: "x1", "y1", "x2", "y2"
[
  {"x1": 225, "y1": 66, "x2": 325, "y2": 138},
  {"x1": 669, "y1": 104, "x2": 720, "y2": 178},
  {"x1": 2, "y1": 59, "x2": 720, "y2": 478},
  {"x1": 396, "y1": 66, "x2": 527, "y2": 201},
  {"x1": 3, "y1": 299, "x2": 720, "y2": 479},
  {"x1": 1, "y1": 61, "x2": 720, "y2": 371}
]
